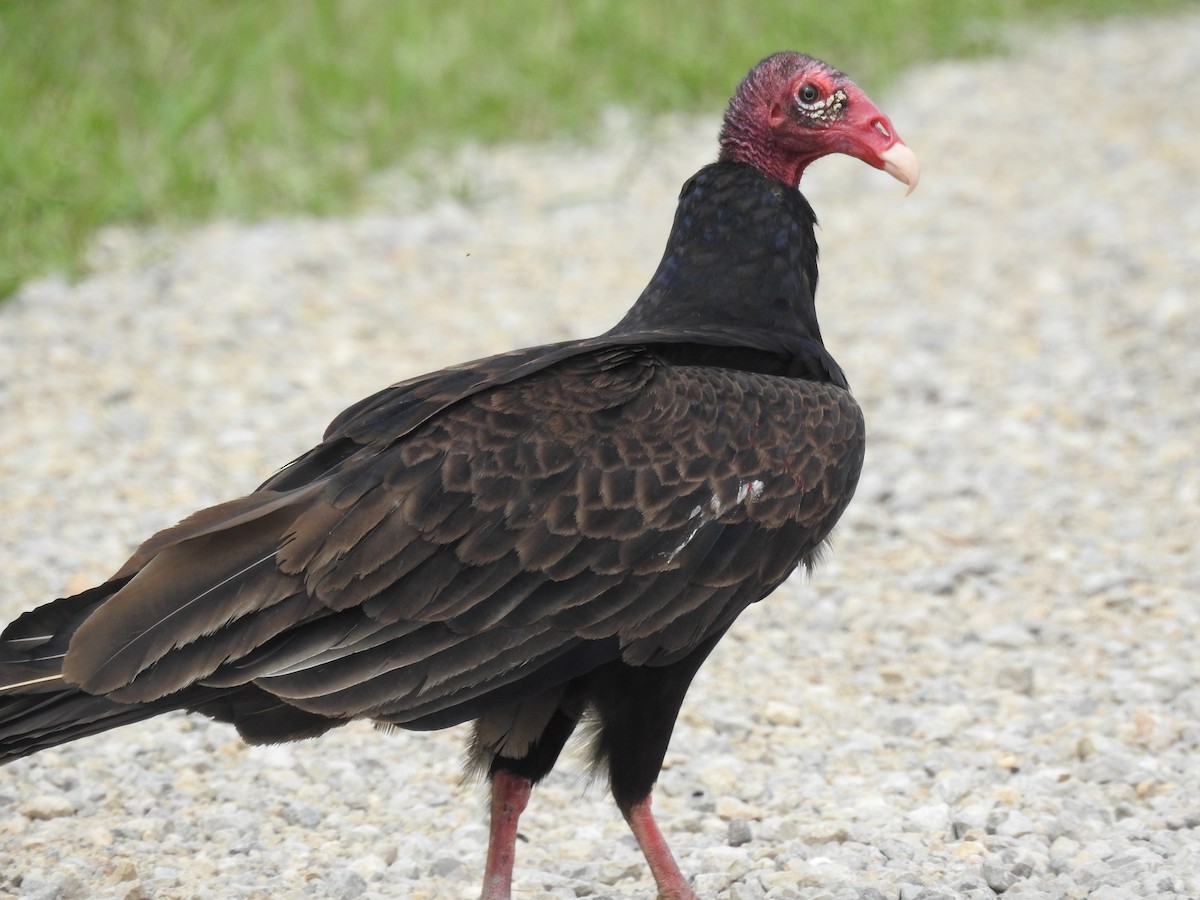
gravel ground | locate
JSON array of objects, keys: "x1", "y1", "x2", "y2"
[{"x1": 2, "y1": 11, "x2": 1198, "y2": 900}]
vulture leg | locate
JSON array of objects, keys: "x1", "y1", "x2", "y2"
[
  {"x1": 591, "y1": 632, "x2": 727, "y2": 900},
  {"x1": 478, "y1": 705, "x2": 582, "y2": 899},
  {"x1": 624, "y1": 794, "x2": 698, "y2": 900},
  {"x1": 480, "y1": 768, "x2": 531, "y2": 900}
]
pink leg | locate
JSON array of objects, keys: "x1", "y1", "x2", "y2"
[
  {"x1": 480, "y1": 769, "x2": 532, "y2": 900},
  {"x1": 624, "y1": 795, "x2": 697, "y2": 900}
]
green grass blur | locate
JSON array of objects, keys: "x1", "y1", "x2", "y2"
[{"x1": 0, "y1": 0, "x2": 1191, "y2": 297}]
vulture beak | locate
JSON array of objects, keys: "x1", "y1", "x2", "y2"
[
  {"x1": 878, "y1": 141, "x2": 920, "y2": 195},
  {"x1": 834, "y1": 88, "x2": 921, "y2": 196}
]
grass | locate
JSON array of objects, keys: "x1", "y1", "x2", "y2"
[{"x1": 0, "y1": 0, "x2": 1193, "y2": 298}]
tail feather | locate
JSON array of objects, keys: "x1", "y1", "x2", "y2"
[
  {"x1": 0, "y1": 686, "x2": 183, "y2": 762},
  {"x1": 0, "y1": 681, "x2": 345, "y2": 763},
  {"x1": 1, "y1": 578, "x2": 345, "y2": 764},
  {"x1": 1, "y1": 578, "x2": 130, "y2": 678}
]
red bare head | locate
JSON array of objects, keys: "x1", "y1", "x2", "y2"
[{"x1": 718, "y1": 52, "x2": 919, "y2": 194}]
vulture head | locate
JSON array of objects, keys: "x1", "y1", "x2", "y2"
[{"x1": 719, "y1": 51, "x2": 920, "y2": 194}]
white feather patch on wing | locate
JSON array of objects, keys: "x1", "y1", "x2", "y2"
[{"x1": 663, "y1": 479, "x2": 765, "y2": 564}]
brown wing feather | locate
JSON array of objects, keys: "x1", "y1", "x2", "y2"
[
  {"x1": 57, "y1": 347, "x2": 863, "y2": 727},
  {"x1": 63, "y1": 507, "x2": 307, "y2": 698}
]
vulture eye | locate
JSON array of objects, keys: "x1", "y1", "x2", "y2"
[{"x1": 797, "y1": 83, "x2": 821, "y2": 105}]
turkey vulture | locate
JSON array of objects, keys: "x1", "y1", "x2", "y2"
[{"x1": 0, "y1": 52, "x2": 917, "y2": 899}]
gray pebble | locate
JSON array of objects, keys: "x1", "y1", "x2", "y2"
[
  {"x1": 728, "y1": 881, "x2": 767, "y2": 900},
  {"x1": 321, "y1": 868, "x2": 368, "y2": 898},
  {"x1": 728, "y1": 818, "x2": 754, "y2": 846},
  {"x1": 283, "y1": 803, "x2": 326, "y2": 828},
  {"x1": 429, "y1": 856, "x2": 467, "y2": 878},
  {"x1": 981, "y1": 861, "x2": 1019, "y2": 893}
]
